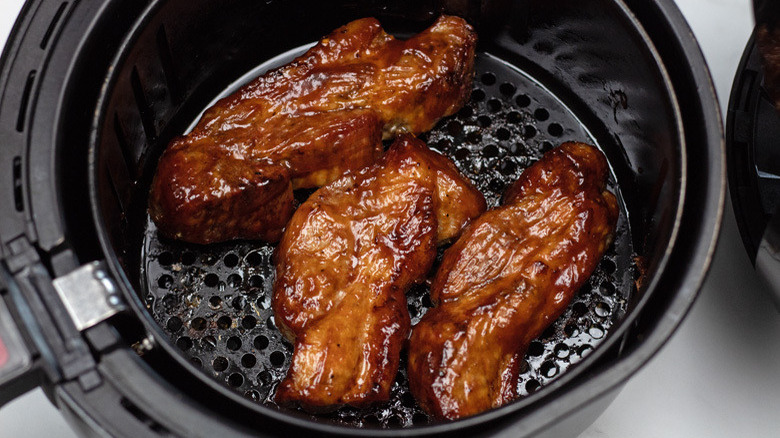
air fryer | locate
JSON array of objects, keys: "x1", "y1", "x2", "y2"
[{"x1": 0, "y1": 0, "x2": 723, "y2": 437}]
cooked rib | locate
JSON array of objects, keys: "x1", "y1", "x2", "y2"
[
  {"x1": 272, "y1": 135, "x2": 485, "y2": 410},
  {"x1": 408, "y1": 142, "x2": 619, "y2": 420},
  {"x1": 149, "y1": 16, "x2": 477, "y2": 244}
]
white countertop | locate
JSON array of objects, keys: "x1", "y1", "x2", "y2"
[{"x1": 1, "y1": 0, "x2": 777, "y2": 436}]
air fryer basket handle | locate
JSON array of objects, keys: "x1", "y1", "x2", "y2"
[{"x1": 0, "y1": 267, "x2": 39, "y2": 408}]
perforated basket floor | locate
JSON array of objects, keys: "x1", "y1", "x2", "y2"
[{"x1": 140, "y1": 51, "x2": 636, "y2": 427}]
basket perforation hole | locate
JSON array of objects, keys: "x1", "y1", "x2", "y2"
[
  {"x1": 458, "y1": 105, "x2": 473, "y2": 118},
  {"x1": 509, "y1": 143, "x2": 525, "y2": 155},
  {"x1": 540, "y1": 361, "x2": 558, "y2": 378},
  {"x1": 600, "y1": 258, "x2": 617, "y2": 275},
  {"x1": 232, "y1": 296, "x2": 247, "y2": 311},
  {"x1": 498, "y1": 160, "x2": 517, "y2": 176},
  {"x1": 157, "y1": 252, "x2": 174, "y2": 266},
  {"x1": 515, "y1": 94, "x2": 531, "y2": 107},
  {"x1": 242, "y1": 315, "x2": 257, "y2": 330},
  {"x1": 540, "y1": 141, "x2": 554, "y2": 152},
  {"x1": 496, "y1": 127, "x2": 511, "y2": 141},
  {"x1": 270, "y1": 351, "x2": 286, "y2": 367},
  {"x1": 499, "y1": 82, "x2": 516, "y2": 96},
  {"x1": 209, "y1": 296, "x2": 223, "y2": 309},
  {"x1": 506, "y1": 111, "x2": 522, "y2": 124},
  {"x1": 217, "y1": 316, "x2": 232, "y2": 329},
  {"x1": 447, "y1": 120, "x2": 463, "y2": 136},
  {"x1": 477, "y1": 115, "x2": 492, "y2": 127},
  {"x1": 480, "y1": 72, "x2": 496, "y2": 85},
  {"x1": 245, "y1": 390, "x2": 261, "y2": 401},
  {"x1": 254, "y1": 335, "x2": 269, "y2": 350},
  {"x1": 191, "y1": 317, "x2": 206, "y2": 331},
  {"x1": 594, "y1": 302, "x2": 611, "y2": 318},
  {"x1": 157, "y1": 275, "x2": 173, "y2": 289},
  {"x1": 534, "y1": 108, "x2": 550, "y2": 121},
  {"x1": 466, "y1": 131, "x2": 482, "y2": 144},
  {"x1": 224, "y1": 253, "x2": 239, "y2": 267},
  {"x1": 204, "y1": 273, "x2": 219, "y2": 287},
  {"x1": 523, "y1": 125, "x2": 537, "y2": 139},
  {"x1": 246, "y1": 251, "x2": 263, "y2": 266},
  {"x1": 471, "y1": 89, "x2": 485, "y2": 102},
  {"x1": 258, "y1": 371, "x2": 273, "y2": 386},
  {"x1": 435, "y1": 138, "x2": 452, "y2": 151},
  {"x1": 176, "y1": 337, "x2": 192, "y2": 351},
  {"x1": 213, "y1": 356, "x2": 229, "y2": 372},
  {"x1": 190, "y1": 357, "x2": 202, "y2": 368},
  {"x1": 487, "y1": 99, "x2": 502, "y2": 112},
  {"x1": 227, "y1": 336, "x2": 242, "y2": 351},
  {"x1": 166, "y1": 316, "x2": 182, "y2": 332},
  {"x1": 482, "y1": 144, "x2": 500, "y2": 159},
  {"x1": 248, "y1": 275, "x2": 263, "y2": 288},
  {"x1": 599, "y1": 281, "x2": 616, "y2": 296},
  {"x1": 588, "y1": 325, "x2": 605, "y2": 339},
  {"x1": 564, "y1": 323, "x2": 579, "y2": 337},
  {"x1": 572, "y1": 302, "x2": 588, "y2": 317},
  {"x1": 256, "y1": 296, "x2": 271, "y2": 310},
  {"x1": 224, "y1": 274, "x2": 241, "y2": 288},
  {"x1": 488, "y1": 178, "x2": 505, "y2": 193},
  {"x1": 525, "y1": 379, "x2": 540, "y2": 393},
  {"x1": 242, "y1": 354, "x2": 257, "y2": 368},
  {"x1": 548, "y1": 122, "x2": 563, "y2": 137},
  {"x1": 554, "y1": 344, "x2": 570, "y2": 359},
  {"x1": 454, "y1": 147, "x2": 470, "y2": 161},
  {"x1": 161, "y1": 293, "x2": 178, "y2": 309}
]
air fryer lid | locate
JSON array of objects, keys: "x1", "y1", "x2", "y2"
[{"x1": 0, "y1": 0, "x2": 723, "y2": 437}]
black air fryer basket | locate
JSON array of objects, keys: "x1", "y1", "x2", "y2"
[{"x1": 0, "y1": 0, "x2": 723, "y2": 437}]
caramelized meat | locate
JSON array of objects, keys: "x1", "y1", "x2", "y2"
[
  {"x1": 408, "y1": 142, "x2": 619, "y2": 420},
  {"x1": 273, "y1": 135, "x2": 485, "y2": 410},
  {"x1": 149, "y1": 16, "x2": 477, "y2": 244}
]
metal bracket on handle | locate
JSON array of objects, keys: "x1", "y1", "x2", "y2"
[{"x1": 53, "y1": 261, "x2": 126, "y2": 331}]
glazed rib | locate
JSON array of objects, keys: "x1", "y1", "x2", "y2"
[
  {"x1": 273, "y1": 135, "x2": 485, "y2": 410},
  {"x1": 408, "y1": 142, "x2": 619, "y2": 420},
  {"x1": 149, "y1": 16, "x2": 477, "y2": 244}
]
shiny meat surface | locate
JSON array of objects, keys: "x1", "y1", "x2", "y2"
[
  {"x1": 149, "y1": 16, "x2": 477, "y2": 244},
  {"x1": 273, "y1": 135, "x2": 485, "y2": 410},
  {"x1": 408, "y1": 142, "x2": 619, "y2": 420}
]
